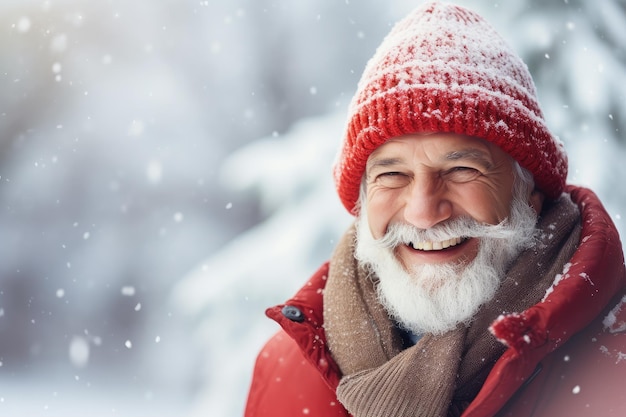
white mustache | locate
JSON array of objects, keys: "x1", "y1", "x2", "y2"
[{"x1": 375, "y1": 216, "x2": 522, "y2": 249}]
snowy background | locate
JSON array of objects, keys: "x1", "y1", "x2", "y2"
[{"x1": 0, "y1": 0, "x2": 624, "y2": 416}]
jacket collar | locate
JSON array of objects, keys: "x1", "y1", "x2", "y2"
[
  {"x1": 266, "y1": 262, "x2": 342, "y2": 389},
  {"x1": 465, "y1": 186, "x2": 626, "y2": 416}
]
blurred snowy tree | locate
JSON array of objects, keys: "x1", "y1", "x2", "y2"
[
  {"x1": 0, "y1": 0, "x2": 406, "y2": 415},
  {"x1": 507, "y1": 0, "x2": 626, "y2": 209}
]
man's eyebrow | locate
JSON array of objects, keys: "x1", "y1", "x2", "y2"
[
  {"x1": 366, "y1": 157, "x2": 404, "y2": 171},
  {"x1": 445, "y1": 148, "x2": 493, "y2": 169}
]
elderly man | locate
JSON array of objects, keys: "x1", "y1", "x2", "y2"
[{"x1": 244, "y1": 2, "x2": 626, "y2": 416}]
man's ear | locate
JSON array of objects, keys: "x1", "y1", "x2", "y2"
[{"x1": 529, "y1": 189, "x2": 545, "y2": 216}]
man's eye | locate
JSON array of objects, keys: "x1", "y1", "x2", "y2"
[
  {"x1": 381, "y1": 171, "x2": 402, "y2": 177},
  {"x1": 452, "y1": 166, "x2": 477, "y2": 172},
  {"x1": 446, "y1": 166, "x2": 481, "y2": 182},
  {"x1": 375, "y1": 172, "x2": 410, "y2": 188}
]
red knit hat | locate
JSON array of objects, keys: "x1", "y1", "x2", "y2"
[{"x1": 334, "y1": 1, "x2": 568, "y2": 214}]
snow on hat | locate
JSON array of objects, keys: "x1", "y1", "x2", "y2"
[{"x1": 334, "y1": 1, "x2": 568, "y2": 214}]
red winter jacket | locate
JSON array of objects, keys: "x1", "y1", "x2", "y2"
[{"x1": 245, "y1": 187, "x2": 626, "y2": 417}]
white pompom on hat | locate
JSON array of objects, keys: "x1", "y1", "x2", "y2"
[{"x1": 334, "y1": 1, "x2": 568, "y2": 214}]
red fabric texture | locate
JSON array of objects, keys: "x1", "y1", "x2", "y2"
[{"x1": 244, "y1": 264, "x2": 348, "y2": 417}]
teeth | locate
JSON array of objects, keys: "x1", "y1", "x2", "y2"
[{"x1": 410, "y1": 237, "x2": 463, "y2": 251}]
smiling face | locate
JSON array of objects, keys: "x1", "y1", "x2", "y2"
[
  {"x1": 364, "y1": 133, "x2": 519, "y2": 270},
  {"x1": 356, "y1": 133, "x2": 543, "y2": 334}
]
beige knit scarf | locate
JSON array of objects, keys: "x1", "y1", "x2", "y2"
[{"x1": 323, "y1": 195, "x2": 581, "y2": 417}]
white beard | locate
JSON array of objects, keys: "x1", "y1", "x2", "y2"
[{"x1": 354, "y1": 196, "x2": 538, "y2": 336}]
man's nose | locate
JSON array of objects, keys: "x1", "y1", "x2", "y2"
[{"x1": 403, "y1": 175, "x2": 453, "y2": 229}]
